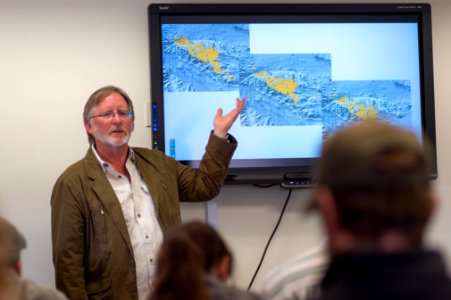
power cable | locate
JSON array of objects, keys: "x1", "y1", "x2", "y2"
[{"x1": 247, "y1": 187, "x2": 293, "y2": 290}]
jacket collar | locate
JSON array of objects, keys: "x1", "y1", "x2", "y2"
[{"x1": 83, "y1": 148, "x2": 133, "y2": 254}]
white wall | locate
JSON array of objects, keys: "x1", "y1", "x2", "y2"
[{"x1": 0, "y1": 0, "x2": 450, "y2": 293}]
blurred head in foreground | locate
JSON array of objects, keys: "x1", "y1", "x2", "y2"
[
  {"x1": 310, "y1": 120, "x2": 434, "y2": 254},
  {"x1": 0, "y1": 218, "x2": 26, "y2": 274},
  {"x1": 150, "y1": 221, "x2": 233, "y2": 300},
  {"x1": 0, "y1": 217, "x2": 27, "y2": 299}
]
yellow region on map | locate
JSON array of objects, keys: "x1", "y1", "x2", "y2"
[
  {"x1": 175, "y1": 36, "x2": 224, "y2": 74},
  {"x1": 255, "y1": 71, "x2": 299, "y2": 104},
  {"x1": 336, "y1": 96, "x2": 378, "y2": 120}
]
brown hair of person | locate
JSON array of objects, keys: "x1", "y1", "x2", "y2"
[
  {"x1": 150, "y1": 221, "x2": 232, "y2": 300},
  {"x1": 332, "y1": 150, "x2": 432, "y2": 246}
]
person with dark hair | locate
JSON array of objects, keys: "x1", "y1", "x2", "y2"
[
  {"x1": 51, "y1": 85, "x2": 245, "y2": 300},
  {"x1": 0, "y1": 218, "x2": 67, "y2": 300},
  {"x1": 150, "y1": 221, "x2": 263, "y2": 300},
  {"x1": 310, "y1": 120, "x2": 451, "y2": 300}
]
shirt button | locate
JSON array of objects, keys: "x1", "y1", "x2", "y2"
[
  {"x1": 150, "y1": 258, "x2": 153, "y2": 263},
  {"x1": 137, "y1": 213, "x2": 141, "y2": 218},
  {"x1": 145, "y1": 235, "x2": 149, "y2": 239}
]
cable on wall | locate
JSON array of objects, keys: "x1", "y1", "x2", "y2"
[{"x1": 247, "y1": 187, "x2": 293, "y2": 290}]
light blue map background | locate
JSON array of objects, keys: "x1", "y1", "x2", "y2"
[{"x1": 161, "y1": 23, "x2": 421, "y2": 160}]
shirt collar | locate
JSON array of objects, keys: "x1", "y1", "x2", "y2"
[{"x1": 91, "y1": 144, "x2": 135, "y2": 172}]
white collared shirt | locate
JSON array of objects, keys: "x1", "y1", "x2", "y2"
[{"x1": 92, "y1": 146, "x2": 163, "y2": 300}]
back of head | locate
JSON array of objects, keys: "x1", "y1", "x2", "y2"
[
  {"x1": 0, "y1": 218, "x2": 26, "y2": 269},
  {"x1": 178, "y1": 221, "x2": 232, "y2": 274},
  {"x1": 314, "y1": 120, "x2": 433, "y2": 245},
  {"x1": 0, "y1": 218, "x2": 26, "y2": 299},
  {"x1": 151, "y1": 221, "x2": 232, "y2": 300},
  {"x1": 151, "y1": 232, "x2": 207, "y2": 300}
]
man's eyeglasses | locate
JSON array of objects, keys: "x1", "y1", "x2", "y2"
[{"x1": 90, "y1": 110, "x2": 133, "y2": 120}]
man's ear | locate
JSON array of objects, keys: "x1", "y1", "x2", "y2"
[
  {"x1": 430, "y1": 191, "x2": 440, "y2": 217},
  {"x1": 84, "y1": 121, "x2": 93, "y2": 135},
  {"x1": 14, "y1": 259, "x2": 22, "y2": 276},
  {"x1": 316, "y1": 187, "x2": 340, "y2": 240},
  {"x1": 130, "y1": 118, "x2": 135, "y2": 132},
  {"x1": 212, "y1": 255, "x2": 231, "y2": 283}
]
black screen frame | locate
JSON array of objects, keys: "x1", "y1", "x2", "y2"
[{"x1": 148, "y1": 3, "x2": 437, "y2": 185}]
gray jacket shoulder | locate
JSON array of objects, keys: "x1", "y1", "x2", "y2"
[{"x1": 18, "y1": 278, "x2": 68, "y2": 300}]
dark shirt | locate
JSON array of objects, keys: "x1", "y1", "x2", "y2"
[
  {"x1": 205, "y1": 276, "x2": 263, "y2": 300},
  {"x1": 318, "y1": 249, "x2": 451, "y2": 300}
]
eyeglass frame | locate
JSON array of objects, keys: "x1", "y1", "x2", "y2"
[{"x1": 89, "y1": 110, "x2": 133, "y2": 120}]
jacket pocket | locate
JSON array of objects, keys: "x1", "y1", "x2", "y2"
[
  {"x1": 89, "y1": 204, "x2": 108, "y2": 250},
  {"x1": 87, "y1": 277, "x2": 111, "y2": 299}
]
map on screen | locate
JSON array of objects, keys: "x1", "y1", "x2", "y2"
[{"x1": 162, "y1": 23, "x2": 414, "y2": 139}]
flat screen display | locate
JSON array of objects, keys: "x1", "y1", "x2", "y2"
[{"x1": 148, "y1": 3, "x2": 436, "y2": 185}]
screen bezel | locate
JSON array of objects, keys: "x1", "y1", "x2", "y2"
[{"x1": 148, "y1": 3, "x2": 437, "y2": 185}]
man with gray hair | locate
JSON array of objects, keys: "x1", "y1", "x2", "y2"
[
  {"x1": 51, "y1": 85, "x2": 245, "y2": 299},
  {"x1": 311, "y1": 120, "x2": 451, "y2": 300}
]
